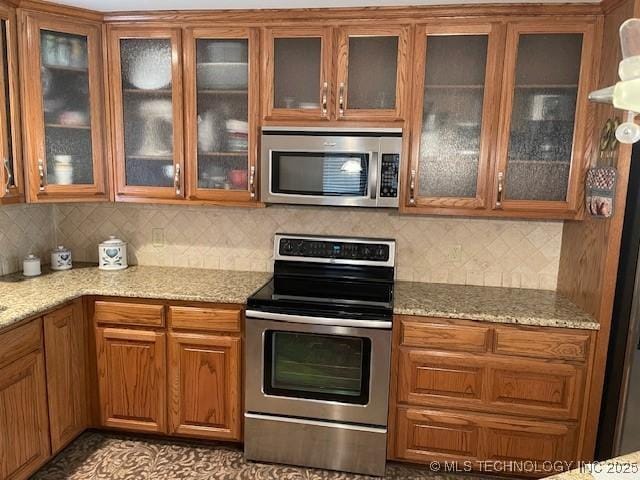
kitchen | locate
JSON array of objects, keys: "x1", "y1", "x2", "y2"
[{"x1": 0, "y1": 0, "x2": 639, "y2": 479}]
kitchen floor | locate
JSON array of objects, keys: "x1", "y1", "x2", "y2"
[{"x1": 31, "y1": 431, "x2": 497, "y2": 480}]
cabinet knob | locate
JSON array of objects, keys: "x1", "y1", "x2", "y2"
[
  {"x1": 409, "y1": 169, "x2": 416, "y2": 206},
  {"x1": 249, "y1": 165, "x2": 256, "y2": 199},
  {"x1": 174, "y1": 163, "x2": 181, "y2": 196},
  {"x1": 38, "y1": 158, "x2": 45, "y2": 192},
  {"x1": 496, "y1": 171, "x2": 504, "y2": 208},
  {"x1": 321, "y1": 81, "x2": 328, "y2": 118},
  {"x1": 3, "y1": 157, "x2": 11, "y2": 194},
  {"x1": 338, "y1": 82, "x2": 345, "y2": 117}
]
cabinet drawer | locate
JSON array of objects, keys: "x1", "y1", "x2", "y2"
[
  {"x1": 493, "y1": 327, "x2": 590, "y2": 362},
  {"x1": 400, "y1": 318, "x2": 490, "y2": 353},
  {"x1": 0, "y1": 317, "x2": 42, "y2": 367},
  {"x1": 94, "y1": 300, "x2": 165, "y2": 328},
  {"x1": 168, "y1": 306, "x2": 241, "y2": 333},
  {"x1": 397, "y1": 349, "x2": 585, "y2": 420},
  {"x1": 395, "y1": 406, "x2": 578, "y2": 469}
]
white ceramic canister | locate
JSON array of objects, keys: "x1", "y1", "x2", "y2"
[
  {"x1": 23, "y1": 254, "x2": 42, "y2": 277},
  {"x1": 98, "y1": 236, "x2": 128, "y2": 271},
  {"x1": 51, "y1": 245, "x2": 72, "y2": 271}
]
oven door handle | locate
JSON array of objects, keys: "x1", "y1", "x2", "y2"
[{"x1": 245, "y1": 310, "x2": 392, "y2": 329}]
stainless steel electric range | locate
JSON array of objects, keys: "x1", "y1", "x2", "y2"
[{"x1": 244, "y1": 233, "x2": 395, "y2": 477}]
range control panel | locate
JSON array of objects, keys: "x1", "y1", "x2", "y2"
[
  {"x1": 379, "y1": 154, "x2": 399, "y2": 198},
  {"x1": 277, "y1": 236, "x2": 392, "y2": 263}
]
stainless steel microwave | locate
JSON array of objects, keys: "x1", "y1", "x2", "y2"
[{"x1": 261, "y1": 127, "x2": 402, "y2": 208}]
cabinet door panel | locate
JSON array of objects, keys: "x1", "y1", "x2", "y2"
[
  {"x1": 184, "y1": 28, "x2": 259, "y2": 202},
  {"x1": 96, "y1": 327, "x2": 166, "y2": 433},
  {"x1": 494, "y1": 22, "x2": 595, "y2": 215},
  {"x1": 263, "y1": 27, "x2": 331, "y2": 120},
  {"x1": 407, "y1": 24, "x2": 500, "y2": 211},
  {"x1": 44, "y1": 302, "x2": 88, "y2": 453},
  {"x1": 0, "y1": 7, "x2": 23, "y2": 204},
  {"x1": 168, "y1": 332, "x2": 241, "y2": 440},
  {"x1": 109, "y1": 27, "x2": 184, "y2": 200},
  {"x1": 335, "y1": 26, "x2": 409, "y2": 120},
  {"x1": 0, "y1": 351, "x2": 50, "y2": 480},
  {"x1": 20, "y1": 13, "x2": 107, "y2": 202}
]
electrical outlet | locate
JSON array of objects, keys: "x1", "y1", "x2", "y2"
[
  {"x1": 448, "y1": 244, "x2": 462, "y2": 262},
  {"x1": 152, "y1": 228, "x2": 164, "y2": 247}
]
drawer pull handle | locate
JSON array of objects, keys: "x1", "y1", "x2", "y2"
[
  {"x1": 409, "y1": 169, "x2": 416, "y2": 205},
  {"x1": 249, "y1": 165, "x2": 256, "y2": 199},
  {"x1": 496, "y1": 171, "x2": 504, "y2": 208},
  {"x1": 174, "y1": 163, "x2": 181, "y2": 196},
  {"x1": 38, "y1": 158, "x2": 45, "y2": 191},
  {"x1": 321, "y1": 81, "x2": 328, "y2": 117}
]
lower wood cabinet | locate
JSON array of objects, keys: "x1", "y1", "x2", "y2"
[
  {"x1": 389, "y1": 315, "x2": 595, "y2": 475},
  {"x1": 0, "y1": 319, "x2": 50, "y2": 480},
  {"x1": 95, "y1": 326, "x2": 167, "y2": 433},
  {"x1": 168, "y1": 332, "x2": 241, "y2": 440},
  {"x1": 395, "y1": 407, "x2": 578, "y2": 469},
  {"x1": 43, "y1": 301, "x2": 89, "y2": 454}
]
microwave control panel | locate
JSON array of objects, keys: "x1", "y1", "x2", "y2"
[{"x1": 380, "y1": 154, "x2": 399, "y2": 198}]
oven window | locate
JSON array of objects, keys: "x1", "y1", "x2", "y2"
[
  {"x1": 271, "y1": 152, "x2": 369, "y2": 196},
  {"x1": 264, "y1": 331, "x2": 371, "y2": 405}
]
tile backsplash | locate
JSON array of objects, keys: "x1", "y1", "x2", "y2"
[
  {"x1": 54, "y1": 203, "x2": 563, "y2": 290},
  {"x1": 0, "y1": 204, "x2": 56, "y2": 275}
]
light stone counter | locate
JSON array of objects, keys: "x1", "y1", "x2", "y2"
[
  {"x1": 0, "y1": 265, "x2": 271, "y2": 333},
  {"x1": 545, "y1": 451, "x2": 640, "y2": 479},
  {"x1": 395, "y1": 281, "x2": 599, "y2": 330},
  {"x1": 0, "y1": 266, "x2": 598, "y2": 334}
]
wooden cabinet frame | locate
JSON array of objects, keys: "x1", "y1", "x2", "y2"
[
  {"x1": 405, "y1": 23, "x2": 504, "y2": 212},
  {"x1": 184, "y1": 27, "x2": 260, "y2": 203},
  {"x1": 168, "y1": 331, "x2": 241, "y2": 440},
  {"x1": 19, "y1": 11, "x2": 108, "y2": 203},
  {"x1": 492, "y1": 20, "x2": 596, "y2": 217},
  {"x1": 262, "y1": 26, "x2": 333, "y2": 121},
  {"x1": 0, "y1": 3, "x2": 23, "y2": 204},
  {"x1": 334, "y1": 25, "x2": 410, "y2": 121},
  {"x1": 107, "y1": 26, "x2": 184, "y2": 201}
]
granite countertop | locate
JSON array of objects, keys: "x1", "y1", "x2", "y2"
[
  {"x1": 0, "y1": 265, "x2": 598, "y2": 334},
  {"x1": 394, "y1": 281, "x2": 599, "y2": 330},
  {"x1": 0, "y1": 265, "x2": 271, "y2": 333},
  {"x1": 545, "y1": 451, "x2": 640, "y2": 479}
]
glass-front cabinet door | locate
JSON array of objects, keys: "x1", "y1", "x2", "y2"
[
  {"x1": 494, "y1": 23, "x2": 595, "y2": 216},
  {"x1": 0, "y1": 6, "x2": 22, "y2": 204},
  {"x1": 20, "y1": 13, "x2": 107, "y2": 202},
  {"x1": 407, "y1": 24, "x2": 500, "y2": 211},
  {"x1": 335, "y1": 26, "x2": 409, "y2": 121},
  {"x1": 184, "y1": 28, "x2": 258, "y2": 202},
  {"x1": 109, "y1": 27, "x2": 184, "y2": 200},
  {"x1": 263, "y1": 27, "x2": 332, "y2": 121}
]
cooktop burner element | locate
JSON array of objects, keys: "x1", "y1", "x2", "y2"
[{"x1": 247, "y1": 233, "x2": 396, "y2": 322}]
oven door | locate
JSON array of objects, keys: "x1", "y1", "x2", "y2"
[
  {"x1": 245, "y1": 314, "x2": 391, "y2": 426},
  {"x1": 261, "y1": 134, "x2": 381, "y2": 207}
]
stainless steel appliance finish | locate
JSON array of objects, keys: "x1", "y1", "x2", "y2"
[
  {"x1": 261, "y1": 127, "x2": 402, "y2": 208},
  {"x1": 244, "y1": 234, "x2": 396, "y2": 477},
  {"x1": 244, "y1": 413, "x2": 387, "y2": 477},
  {"x1": 245, "y1": 316, "x2": 392, "y2": 426}
]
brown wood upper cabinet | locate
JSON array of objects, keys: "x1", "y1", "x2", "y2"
[
  {"x1": 0, "y1": 3, "x2": 23, "y2": 205},
  {"x1": 263, "y1": 25, "x2": 408, "y2": 122},
  {"x1": 406, "y1": 24, "x2": 501, "y2": 212},
  {"x1": 493, "y1": 21, "x2": 595, "y2": 217},
  {"x1": 108, "y1": 26, "x2": 184, "y2": 201},
  {"x1": 335, "y1": 26, "x2": 409, "y2": 121},
  {"x1": 19, "y1": 11, "x2": 108, "y2": 203},
  {"x1": 184, "y1": 27, "x2": 259, "y2": 202},
  {"x1": 404, "y1": 20, "x2": 596, "y2": 219}
]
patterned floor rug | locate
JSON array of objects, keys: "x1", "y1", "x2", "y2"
[{"x1": 31, "y1": 431, "x2": 497, "y2": 480}]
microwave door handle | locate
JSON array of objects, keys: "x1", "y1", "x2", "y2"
[{"x1": 370, "y1": 152, "x2": 379, "y2": 200}]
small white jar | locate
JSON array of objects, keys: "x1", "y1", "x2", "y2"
[
  {"x1": 23, "y1": 254, "x2": 42, "y2": 277},
  {"x1": 98, "y1": 236, "x2": 128, "y2": 271},
  {"x1": 51, "y1": 245, "x2": 72, "y2": 271}
]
